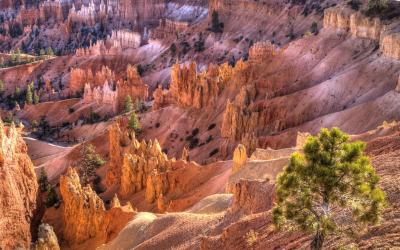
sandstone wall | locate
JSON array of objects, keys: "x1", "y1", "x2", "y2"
[
  {"x1": 323, "y1": 6, "x2": 400, "y2": 60},
  {"x1": 0, "y1": 121, "x2": 38, "y2": 249}
]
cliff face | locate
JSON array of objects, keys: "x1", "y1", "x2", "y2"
[
  {"x1": 0, "y1": 121, "x2": 38, "y2": 249},
  {"x1": 323, "y1": 7, "x2": 382, "y2": 40},
  {"x1": 60, "y1": 167, "x2": 135, "y2": 247},
  {"x1": 323, "y1": 6, "x2": 400, "y2": 60}
]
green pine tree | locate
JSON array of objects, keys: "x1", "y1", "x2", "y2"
[
  {"x1": 273, "y1": 128, "x2": 387, "y2": 250},
  {"x1": 0, "y1": 80, "x2": 4, "y2": 96},
  {"x1": 80, "y1": 144, "x2": 106, "y2": 185},
  {"x1": 124, "y1": 95, "x2": 133, "y2": 113},
  {"x1": 46, "y1": 186, "x2": 59, "y2": 208},
  {"x1": 211, "y1": 11, "x2": 223, "y2": 33},
  {"x1": 38, "y1": 168, "x2": 50, "y2": 193},
  {"x1": 33, "y1": 91, "x2": 40, "y2": 104},
  {"x1": 25, "y1": 84, "x2": 33, "y2": 105},
  {"x1": 128, "y1": 112, "x2": 141, "y2": 134},
  {"x1": 46, "y1": 47, "x2": 54, "y2": 56}
]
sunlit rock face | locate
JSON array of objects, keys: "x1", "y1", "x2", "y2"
[
  {"x1": 60, "y1": 167, "x2": 135, "y2": 247},
  {"x1": 60, "y1": 167, "x2": 106, "y2": 244},
  {"x1": 34, "y1": 223, "x2": 60, "y2": 250},
  {"x1": 0, "y1": 121, "x2": 38, "y2": 249}
]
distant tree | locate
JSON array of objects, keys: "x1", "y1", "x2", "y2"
[
  {"x1": 170, "y1": 43, "x2": 177, "y2": 56},
  {"x1": 194, "y1": 33, "x2": 205, "y2": 52},
  {"x1": 211, "y1": 11, "x2": 223, "y2": 33},
  {"x1": 46, "y1": 47, "x2": 54, "y2": 56},
  {"x1": 38, "y1": 168, "x2": 50, "y2": 193},
  {"x1": 33, "y1": 91, "x2": 40, "y2": 104},
  {"x1": 46, "y1": 186, "x2": 59, "y2": 208},
  {"x1": 15, "y1": 48, "x2": 21, "y2": 63},
  {"x1": 79, "y1": 144, "x2": 106, "y2": 185},
  {"x1": 25, "y1": 84, "x2": 33, "y2": 105},
  {"x1": 128, "y1": 111, "x2": 141, "y2": 134},
  {"x1": 0, "y1": 80, "x2": 5, "y2": 96},
  {"x1": 311, "y1": 21, "x2": 318, "y2": 35},
  {"x1": 38, "y1": 116, "x2": 50, "y2": 138},
  {"x1": 367, "y1": 0, "x2": 389, "y2": 14},
  {"x1": 124, "y1": 95, "x2": 133, "y2": 113},
  {"x1": 39, "y1": 48, "x2": 46, "y2": 58},
  {"x1": 273, "y1": 128, "x2": 387, "y2": 250},
  {"x1": 14, "y1": 86, "x2": 21, "y2": 99}
]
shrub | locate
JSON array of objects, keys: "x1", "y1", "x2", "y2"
[{"x1": 38, "y1": 168, "x2": 50, "y2": 193}]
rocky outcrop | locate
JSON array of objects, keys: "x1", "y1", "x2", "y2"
[
  {"x1": 71, "y1": 65, "x2": 148, "y2": 112},
  {"x1": 380, "y1": 33, "x2": 400, "y2": 60},
  {"x1": 152, "y1": 85, "x2": 173, "y2": 110},
  {"x1": 0, "y1": 121, "x2": 38, "y2": 249},
  {"x1": 396, "y1": 75, "x2": 400, "y2": 93},
  {"x1": 170, "y1": 61, "x2": 247, "y2": 109},
  {"x1": 209, "y1": 0, "x2": 284, "y2": 19},
  {"x1": 60, "y1": 167, "x2": 106, "y2": 244},
  {"x1": 39, "y1": 0, "x2": 64, "y2": 22},
  {"x1": 60, "y1": 167, "x2": 135, "y2": 246},
  {"x1": 323, "y1": 6, "x2": 400, "y2": 60},
  {"x1": 248, "y1": 41, "x2": 277, "y2": 63},
  {"x1": 220, "y1": 84, "x2": 259, "y2": 153},
  {"x1": 323, "y1": 7, "x2": 383, "y2": 40},
  {"x1": 34, "y1": 224, "x2": 60, "y2": 250},
  {"x1": 151, "y1": 18, "x2": 189, "y2": 40},
  {"x1": 83, "y1": 81, "x2": 118, "y2": 114},
  {"x1": 228, "y1": 179, "x2": 275, "y2": 215},
  {"x1": 106, "y1": 123, "x2": 225, "y2": 212},
  {"x1": 232, "y1": 144, "x2": 247, "y2": 174}
]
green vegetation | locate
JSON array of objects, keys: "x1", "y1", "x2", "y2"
[
  {"x1": 128, "y1": 111, "x2": 141, "y2": 134},
  {"x1": 25, "y1": 82, "x2": 33, "y2": 105},
  {"x1": 366, "y1": 0, "x2": 389, "y2": 15},
  {"x1": 79, "y1": 144, "x2": 106, "y2": 185},
  {"x1": 124, "y1": 95, "x2": 133, "y2": 113},
  {"x1": 273, "y1": 128, "x2": 387, "y2": 250},
  {"x1": 38, "y1": 168, "x2": 50, "y2": 193},
  {"x1": 46, "y1": 186, "x2": 59, "y2": 208},
  {"x1": 33, "y1": 91, "x2": 40, "y2": 104}
]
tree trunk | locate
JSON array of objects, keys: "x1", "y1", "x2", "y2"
[{"x1": 310, "y1": 230, "x2": 324, "y2": 250}]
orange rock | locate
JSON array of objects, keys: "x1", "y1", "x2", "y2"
[{"x1": 0, "y1": 121, "x2": 38, "y2": 249}]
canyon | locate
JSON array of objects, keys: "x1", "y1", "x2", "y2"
[{"x1": 0, "y1": 0, "x2": 400, "y2": 249}]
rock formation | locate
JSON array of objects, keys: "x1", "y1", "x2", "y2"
[
  {"x1": 60, "y1": 167, "x2": 135, "y2": 246},
  {"x1": 323, "y1": 6, "x2": 400, "y2": 60},
  {"x1": 169, "y1": 61, "x2": 247, "y2": 109},
  {"x1": 60, "y1": 167, "x2": 106, "y2": 244},
  {"x1": 151, "y1": 18, "x2": 189, "y2": 40},
  {"x1": 0, "y1": 121, "x2": 38, "y2": 249},
  {"x1": 71, "y1": 65, "x2": 148, "y2": 112},
  {"x1": 106, "y1": 123, "x2": 225, "y2": 212},
  {"x1": 228, "y1": 179, "x2": 275, "y2": 215},
  {"x1": 380, "y1": 33, "x2": 400, "y2": 60},
  {"x1": 34, "y1": 224, "x2": 60, "y2": 250},
  {"x1": 39, "y1": 0, "x2": 64, "y2": 22},
  {"x1": 232, "y1": 144, "x2": 247, "y2": 174},
  {"x1": 83, "y1": 81, "x2": 118, "y2": 114}
]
